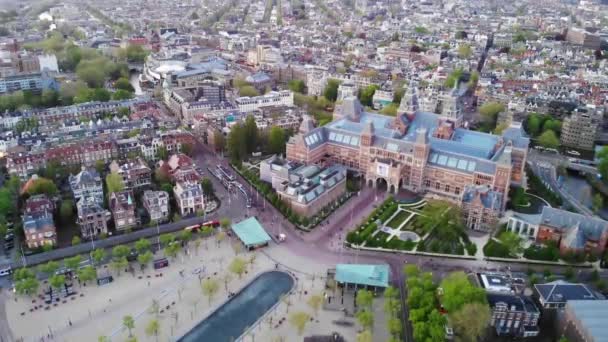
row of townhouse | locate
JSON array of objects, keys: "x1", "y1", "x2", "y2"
[
  {"x1": 0, "y1": 99, "x2": 144, "y2": 130},
  {"x1": 6, "y1": 130, "x2": 196, "y2": 179}
]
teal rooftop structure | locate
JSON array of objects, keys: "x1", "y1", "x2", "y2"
[
  {"x1": 335, "y1": 264, "x2": 390, "y2": 289},
  {"x1": 231, "y1": 217, "x2": 271, "y2": 250}
]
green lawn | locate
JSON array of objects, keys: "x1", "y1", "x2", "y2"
[{"x1": 386, "y1": 210, "x2": 410, "y2": 229}]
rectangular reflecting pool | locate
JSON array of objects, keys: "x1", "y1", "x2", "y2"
[{"x1": 179, "y1": 271, "x2": 294, "y2": 342}]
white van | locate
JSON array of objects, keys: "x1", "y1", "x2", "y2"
[{"x1": 0, "y1": 266, "x2": 12, "y2": 277}]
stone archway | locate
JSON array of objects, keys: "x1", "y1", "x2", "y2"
[
  {"x1": 367, "y1": 178, "x2": 374, "y2": 187},
  {"x1": 375, "y1": 177, "x2": 388, "y2": 191},
  {"x1": 389, "y1": 184, "x2": 396, "y2": 194}
]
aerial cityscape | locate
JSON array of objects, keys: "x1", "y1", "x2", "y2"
[{"x1": 1, "y1": 0, "x2": 608, "y2": 341}]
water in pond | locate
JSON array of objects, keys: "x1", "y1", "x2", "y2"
[{"x1": 179, "y1": 271, "x2": 294, "y2": 342}]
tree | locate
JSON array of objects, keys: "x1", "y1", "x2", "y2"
[
  {"x1": 137, "y1": 251, "x2": 153, "y2": 271},
  {"x1": 356, "y1": 310, "x2": 374, "y2": 330},
  {"x1": 220, "y1": 218, "x2": 231, "y2": 230},
  {"x1": 356, "y1": 289, "x2": 374, "y2": 310},
  {"x1": 49, "y1": 274, "x2": 66, "y2": 290},
  {"x1": 39, "y1": 261, "x2": 60, "y2": 276},
  {"x1": 358, "y1": 85, "x2": 379, "y2": 107},
  {"x1": 71, "y1": 235, "x2": 81, "y2": 246},
  {"x1": 61, "y1": 200, "x2": 74, "y2": 222},
  {"x1": 145, "y1": 319, "x2": 160, "y2": 342},
  {"x1": 457, "y1": 43, "x2": 472, "y2": 59},
  {"x1": 123, "y1": 315, "x2": 135, "y2": 337},
  {"x1": 244, "y1": 115, "x2": 259, "y2": 154},
  {"x1": 111, "y1": 257, "x2": 128, "y2": 276},
  {"x1": 64, "y1": 255, "x2": 82, "y2": 271},
  {"x1": 227, "y1": 123, "x2": 247, "y2": 164},
  {"x1": 112, "y1": 89, "x2": 133, "y2": 100},
  {"x1": 179, "y1": 230, "x2": 192, "y2": 243},
  {"x1": 159, "y1": 233, "x2": 175, "y2": 247},
  {"x1": 92, "y1": 88, "x2": 111, "y2": 102},
  {"x1": 106, "y1": 172, "x2": 125, "y2": 194},
  {"x1": 356, "y1": 330, "x2": 373, "y2": 342},
  {"x1": 239, "y1": 85, "x2": 259, "y2": 97},
  {"x1": 77, "y1": 265, "x2": 97, "y2": 284},
  {"x1": 112, "y1": 245, "x2": 130, "y2": 260},
  {"x1": 289, "y1": 311, "x2": 311, "y2": 335},
  {"x1": 288, "y1": 80, "x2": 305, "y2": 93},
  {"x1": 498, "y1": 231, "x2": 524, "y2": 257},
  {"x1": 380, "y1": 103, "x2": 398, "y2": 116},
  {"x1": 114, "y1": 77, "x2": 134, "y2": 92},
  {"x1": 201, "y1": 278, "x2": 219, "y2": 304},
  {"x1": 543, "y1": 119, "x2": 562, "y2": 134},
  {"x1": 91, "y1": 248, "x2": 106, "y2": 265},
  {"x1": 597, "y1": 146, "x2": 608, "y2": 180},
  {"x1": 440, "y1": 272, "x2": 487, "y2": 313},
  {"x1": 538, "y1": 130, "x2": 560, "y2": 149},
  {"x1": 593, "y1": 193, "x2": 604, "y2": 213},
  {"x1": 387, "y1": 317, "x2": 402, "y2": 338},
  {"x1": 14, "y1": 268, "x2": 39, "y2": 296},
  {"x1": 307, "y1": 294, "x2": 323, "y2": 315},
  {"x1": 450, "y1": 302, "x2": 490, "y2": 342},
  {"x1": 229, "y1": 257, "x2": 247, "y2": 278},
  {"x1": 323, "y1": 79, "x2": 341, "y2": 102},
  {"x1": 445, "y1": 69, "x2": 463, "y2": 88},
  {"x1": 0, "y1": 188, "x2": 13, "y2": 218},
  {"x1": 164, "y1": 242, "x2": 181, "y2": 259},
  {"x1": 26, "y1": 177, "x2": 58, "y2": 196},
  {"x1": 527, "y1": 113, "x2": 542, "y2": 137},
  {"x1": 135, "y1": 238, "x2": 151, "y2": 254},
  {"x1": 268, "y1": 126, "x2": 287, "y2": 155},
  {"x1": 77, "y1": 62, "x2": 106, "y2": 88},
  {"x1": 201, "y1": 178, "x2": 214, "y2": 196},
  {"x1": 479, "y1": 102, "x2": 505, "y2": 125}
]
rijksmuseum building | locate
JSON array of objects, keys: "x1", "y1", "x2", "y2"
[{"x1": 286, "y1": 84, "x2": 530, "y2": 231}]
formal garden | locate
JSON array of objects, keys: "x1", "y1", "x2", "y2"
[{"x1": 346, "y1": 197, "x2": 477, "y2": 256}]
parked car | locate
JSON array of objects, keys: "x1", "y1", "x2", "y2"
[{"x1": 0, "y1": 266, "x2": 11, "y2": 277}]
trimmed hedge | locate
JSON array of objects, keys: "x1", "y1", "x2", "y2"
[
  {"x1": 523, "y1": 242, "x2": 560, "y2": 261},
  {"x1": 483, "y1": 239, "x2": 514, "y2": 258}
]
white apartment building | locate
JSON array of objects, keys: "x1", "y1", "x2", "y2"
[{"x1": 235, "y1": 91, "x2": 294, "y2": 113}]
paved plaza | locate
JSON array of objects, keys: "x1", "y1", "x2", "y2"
[{"x1": 3, "y1": 234, "x2": 364, "y2": 342}]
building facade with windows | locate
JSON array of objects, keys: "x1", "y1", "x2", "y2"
[
  {"x1": 109, "y1": 190, "x2": 138, "y2": 231},
  {"x1": 174, "y1": 181, "x2": 205, "y2": 216},
  {"x1": 143, "y1": 190, "x2": 170, "y2": 223},
  {"x1": 286, "y1": 94, "x2": 529, "y2": 231},
  {"x1": 22, "y1": 195, "x2": 57, "y2": 249},
  {"x1": 235, "y1": 90, "x2": 294, "y2": 112}
]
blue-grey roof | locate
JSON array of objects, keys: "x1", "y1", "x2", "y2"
[
  {"x1": 462, "y1": 185, "x2": 503, "y2": 210},
  {"x1": 23, "y1": 214, "x2": 54, "y2": 232},
  {"x1": 335, "y1": 264, "x2": 390, "y2": 288},
  {"x1": 535, "y1": 280, "x2": 598, "y2": 303},
  {"x1": 246, "y1": 72, "x2": 271, "y2": 83},
  {"x1": 566, "y1": 300, "x2": 608, "y2": 342},
  {"x1": 540, "y1": 207, "x2": 608, "y2": 249},
  {"x1": 502, "y1": 125, "x2": 530, "y2": 149}
]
